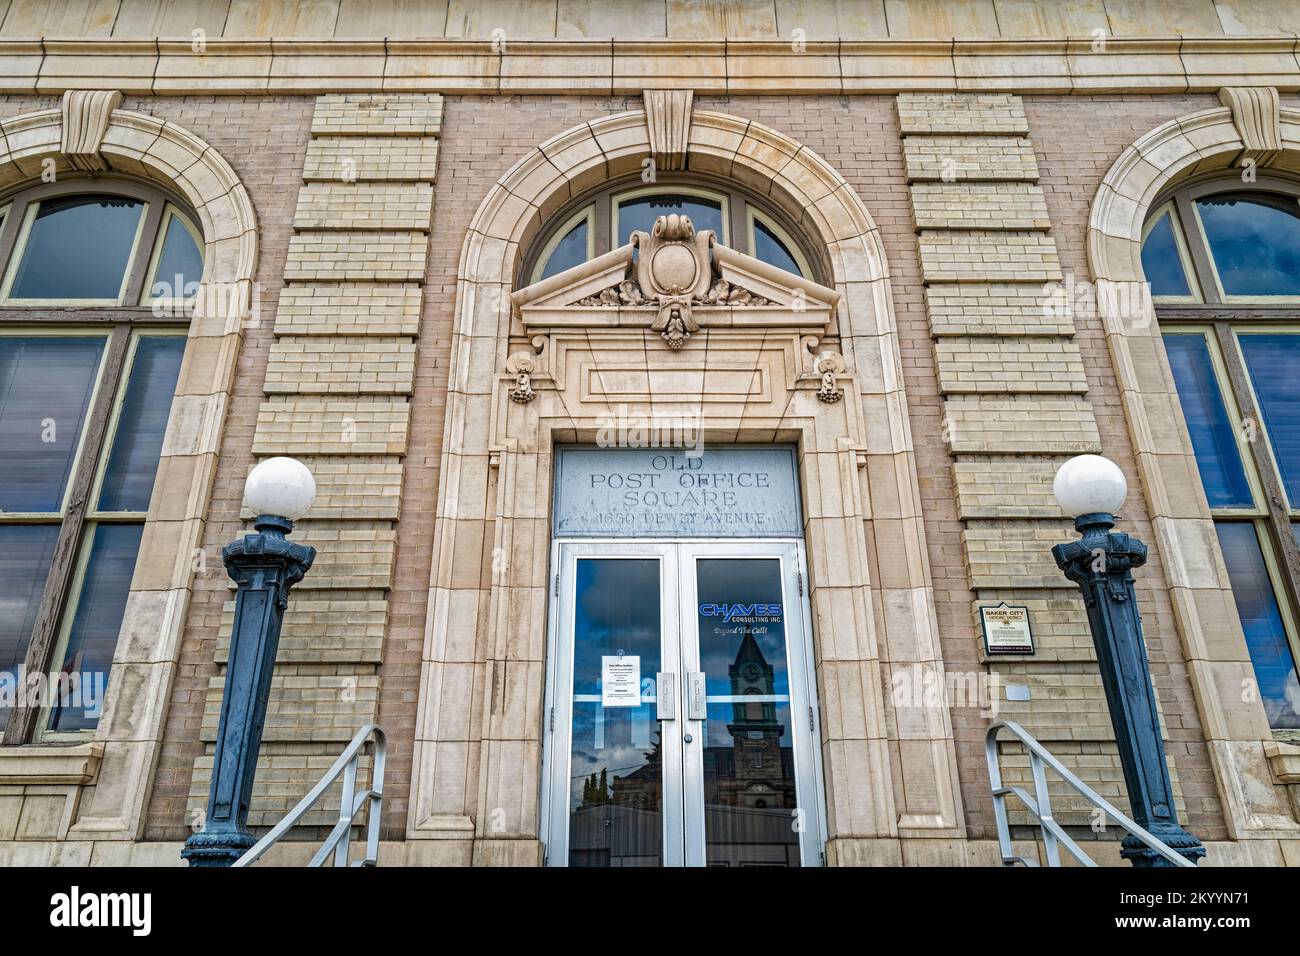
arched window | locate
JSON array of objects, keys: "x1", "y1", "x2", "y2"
[
  {"x1": 0, "y1": 178, "x2": 201, "y2": 743},
  {"x1": 524, "y1": 178, "x2": 820, "y2": 285},
  {"x1": 1143, "y1": 177, "x2": 1300, "y2": 734}
]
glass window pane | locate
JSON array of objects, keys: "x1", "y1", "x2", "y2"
[
  {"x1": 1141, "y1": 211, "x2": 1192, "y2": 297},
  {"x1": 538, "y1": 218, "x2": 589, "y2": 281},
  {"x1": 752, "y1": 216, "x2": 804, "y2": 277},
  {"x1": 1216, "y1": 522, "x2": 1300, "y2": 730},
  {"x1": 0, "y1": 336, "x2": 105, "y2": 513},
  {"x1": 696, "y1": 558, "x2": 801, "y2": 867},
  {"x1": 1238, "y1": 334, "x2": 1300, "y2": 508},
  {"x1": 1162, "y1": 334, "x2": 1254, "y2": 508},
  {"x1": 568, "y1": 558, "x2": 663, "y2": 867},
  {"x1": 8, "y1": 195, "x2": 144, "y2": 300},
  {"x1": 1195, "y1": 193, "x2": 1300, "y2": 296},
  {"x1": 97, "y1": 337, "x2": 186, "y2": 512},
  {"x1": 0, "y1": 525, "x2": 60, "y2": 734},
  {"x1": 616, "y1": 193, "x2": 724, "y2": 247},
  {"x1": 47, "y1": 522, "x2": 143, "y2": 734},
  {"x1": 149, "y1": 212, "x2": 203, "y2": 299}
]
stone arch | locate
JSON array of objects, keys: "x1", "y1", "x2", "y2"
[
  {"x1": 0, "y1": 98, "x2": 259, "y2": 842},
  {"x1": 1086, "y1": 100, "x2": 1300, "y2": 841},
  {"x1": 410, "y1": 107, "x2": 966, "y2": 864}
]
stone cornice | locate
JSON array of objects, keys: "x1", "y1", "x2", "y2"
[{"x1": 0, "y1": 37, "x2": 1295, "y2": 95}]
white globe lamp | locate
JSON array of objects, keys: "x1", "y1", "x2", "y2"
[
  {"x1": 244, "y1": 456, "x2": 316, "y2": 523},
  {"x1": 1053, "y1": 454, "x2": 1127, "y2": 519}
]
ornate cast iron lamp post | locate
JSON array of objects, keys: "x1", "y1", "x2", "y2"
[
  {"x1": 182, "y1": 457, "x2": 317, "y2": 867},
  {"x1": 1051, "y1": 454, "x2": 1205, "y2": 866}
]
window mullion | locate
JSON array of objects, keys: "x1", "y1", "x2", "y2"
[
  {"x1": 1212, "y1": 321, "x2": 1300, "y2": 640},
  {"x1": 2, "y1": 324, "x2": 132, "y2": 745},
  {"x1": 0, "y1": 196, "x2": 26, "y2": 273},
  {"x1": 1174, "y1": 191, "x2": 1221, "y2": 305},
  {"x1": 121, "y1": 199, "x2": 164, "y2": 306}
]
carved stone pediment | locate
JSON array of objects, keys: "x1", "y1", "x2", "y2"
[{"x1": 511, "y1": 214, "x2": 840, "y2": 347}]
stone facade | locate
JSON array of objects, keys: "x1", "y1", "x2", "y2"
[{"x1": 0, "y1": 0, "x2": 1298, "y2": 868}]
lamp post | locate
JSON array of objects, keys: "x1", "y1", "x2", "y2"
[
  {"x1": 1050, "y1": 454, "x2": 1205, "y2": 866},
  {"x1": 182, "y1": 457, "x2": 317, "y2": 867}
]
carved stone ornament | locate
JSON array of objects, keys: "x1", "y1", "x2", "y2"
[
  {"x1": 506, "y1": 351, "x2": 537, "y2": 403},
  {"x1": 1218, "y1": 86, "x2": 1282, "y2": 168},
  {"x1": 815, "y1": 352, "x2": 846, "y2": 404},
  {"x1": 573, "y1": 214, "x2": 772, "y2": 347},
  {"x1": 60, "y1": 89, "x2": 123, "y2": 171}
]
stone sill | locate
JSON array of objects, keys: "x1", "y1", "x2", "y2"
[
  {"x1": 0, "y1": 743, "x2": 104, "y2": 785},
  {"x1": 1265, "y1": 741, "x2": 1300, "y2": 785}
]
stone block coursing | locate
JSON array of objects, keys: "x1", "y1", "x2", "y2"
[
  {"x1": 265, "y1": 336, "x2": 418, "y2": 395},
  {"x1": 273, "y1": 284, "x2": 423, "y2": 336},
  {"x1": 896, "y1": 93, "x2": 1029, "y2": 135},
  {"x1": 902, "y1": 135, "x2": 1039, "y2": 181},
  {"x1": 935, "y1": 337, "x2": 1087, "y2": 394}
]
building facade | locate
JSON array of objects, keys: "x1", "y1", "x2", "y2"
[{"x1": 1, "y1": 0, "x2": 1300, "y2": 867}]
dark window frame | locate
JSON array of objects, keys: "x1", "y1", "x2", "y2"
[
  {"x1": 1149, "y1": 172, "x2": 1300, "y2": 736},
  {"x1": 518, "y1": 172, "x2": 830, "y2": 288},
  {"x1": 0, "y1": 176, "x2": 199, "y2": 745}
]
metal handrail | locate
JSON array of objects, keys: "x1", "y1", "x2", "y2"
[
  {"x1": 233, "y1": 724, "x2": 386, "y2": 868},
  {"x1": 985, "y1": 720, "x2": 1193, "y2": 867}
]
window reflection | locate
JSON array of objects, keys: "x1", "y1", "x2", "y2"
[
  {"x1": 1238, "y1": 334, "x2": 1300, "y2": 508},
  {"x1": 696, "y1": 558, "x2": 800, "y2": 867},
  {"x1": 97, "y1": 336, "x2": 187, "y2": 512},
  {"x1": 537, "y1": 217, "x2": 589, "y2": 282},
  {"x1": 1141, "y1": 211, "x2": 1192, "y2": 297},
  {"x1": 617, "y1": 193, "x2": 725, "y2": 246},
  {"x1": 1162, "y1": 334, "x2": 1254, "y2": 509},
  {"x1": 752, "y1": 216, "x2": 805, "y2": 278},
  {"x1": 568, "y1": 558, "x2": 663, "y2": 867},
  {"x1": 1196, "y1": 194, "x2": 1300, "y2": 297},
  {"x1": 149, "y1": 211, "x2": 204, "y2": 299},
  {"x1": 0, "y1": 525, "x2": 59, "y2": 733},
  {"x1": 48, "y1": 523, "x2": 143, "y2": 733},
  {"x1": 1216, "y1": 522, "x2": 1300, "y2": 729},
  {"x1": 0, "y1": 336, "x2": 105, "y2": 513},
  {"x1": 8, "y1": 195, "x2": 144, "y2": 300}
]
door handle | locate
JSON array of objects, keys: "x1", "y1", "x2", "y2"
[
  {"x1": 687, "y1": 672, "x2": 707, "y2": 720},
  {"x1": 656, "y1": 672, "x2": 675, "y2": 720}
]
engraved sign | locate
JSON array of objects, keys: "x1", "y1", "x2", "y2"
[
  {"x1": 554, "y1": 446, "x2": 801, "y2": 537},
  {"x1": 979, "y1": 603, "x2": 1034, "y2": 655},
  {"x1": 601, "y1": 655, "x2": 641, "y2": 707}
]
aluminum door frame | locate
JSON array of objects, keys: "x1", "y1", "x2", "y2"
[
  {"x1": 539, "y1": 540, "x2": 685, "y2": 867},
  {"x1": 677, "y1": 539, "x2": 826, "y2": 867}
]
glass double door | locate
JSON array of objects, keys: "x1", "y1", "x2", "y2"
[{"x1": 542, "y1": 540, "x2": 824, "y2": 867}]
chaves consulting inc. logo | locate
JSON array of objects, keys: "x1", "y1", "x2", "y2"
[{"x1": 698, "y1": 602, "x2": 783, "y2": 623}]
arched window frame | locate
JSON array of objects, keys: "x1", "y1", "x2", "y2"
[
  {"x1": 521, "y1": 173, "x2": 828, "y2": 287},
  {"x1": 1146, "y1": 172, "x2": 1300, "y2": 737},
  {"x1": 0, "y1": 175, "x2": 201, "y2": 745}
]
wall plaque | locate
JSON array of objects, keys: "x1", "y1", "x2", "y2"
[
  {"x1": 553, "y1": 446, "x2": 802, "y2": 538},
  {"x1": 979, "y1": 603, "x2": 1035, "y2": 655}
]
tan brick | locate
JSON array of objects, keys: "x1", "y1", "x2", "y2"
[
  {"x1": 265, "y1": 336, "x2": 418, "y2": 395},
  {"x1": 252, "y1": 399, "x2": 411, "y2": 456}
]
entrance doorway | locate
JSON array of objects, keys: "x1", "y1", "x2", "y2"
[{"x1": 540, "y1": 539, "x2": 825, "y2": 866}]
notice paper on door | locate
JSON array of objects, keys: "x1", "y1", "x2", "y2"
[{"x1": 601, "y1": 655, "x2": 641, "y2": 707}]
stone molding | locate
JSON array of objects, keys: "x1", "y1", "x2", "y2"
[
  {"x1": 1087, "y1": 104, "x2": 1300, "y2": 840},
  {"x1": 0, "y1": 101, "x2": 259, "y2": 842},
  {"x1": 0, "y1": 744, "x2": 103, "y2": 786},
  {"x1": 410, "y1": 106, "x2": 967, "y2": 858},
  {"x1": 0, "y1": 37, "x2": 1295, "y2": 95}
]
